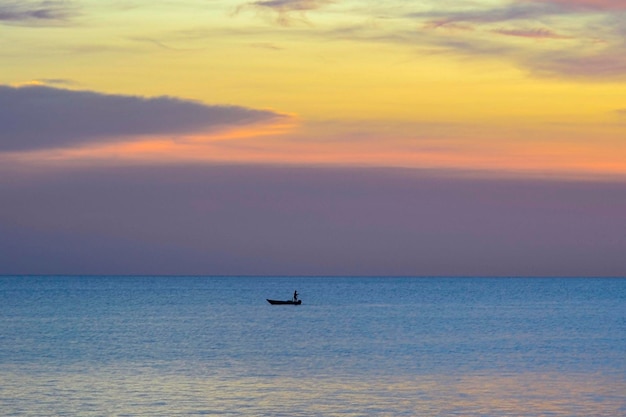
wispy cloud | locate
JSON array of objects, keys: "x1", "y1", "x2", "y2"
[
  {"x1": 0, "y1": 85, "x2": 288, "y2": 151},
  {"x1": 29, "y1": 78, "x2": 79, "y2": 86},
  {"x1": 413, "y1": 0, "x2": 626, "y2": 26},
  {"x1": 126, "y1": 36, "x2": 206, "y2": 52},
  {"x1": 249, "y1": 41, "x2": 284, "y2": 50},
  {"x1": 492, "y1": 27, "x2": 571, "y2": 39},
  {"x1": 237, "y1": 0, "x2": 334, "y2": 26},
  {"x1": 399, "y1": 0, "x2": 626, "y2": 79},
  {"x1": 528, "y1": 49, "x2": 626, "y2": 78},
  {"x1": 0, "y1": 1, "x2": 78, "y2": 26},
  {"x1": 527, "y1": 0, "x2": 626, "y2": 11},
  {"x1": 411, "y1": 2, "x2": 563, "y2": 26}
]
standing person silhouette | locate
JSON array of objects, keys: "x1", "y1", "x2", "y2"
[{"x1": 293, "y1": 290, "x2": 298, "y2": 302}]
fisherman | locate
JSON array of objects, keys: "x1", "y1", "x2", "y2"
[{"x1": 293, "y1": 290, "x2": 298, "y2": 302}]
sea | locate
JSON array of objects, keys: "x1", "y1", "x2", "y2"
[{"x1": 1, "y1": 276, "x2": 624, "y2": 416}]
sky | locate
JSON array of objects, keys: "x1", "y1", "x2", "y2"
[{"x1": 1, "y1": 0, "x2": 625, "y2": 276}]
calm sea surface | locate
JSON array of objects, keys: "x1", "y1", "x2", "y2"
[{"x1": 1, "y1": 276, "x2": 624, "y2": 416}]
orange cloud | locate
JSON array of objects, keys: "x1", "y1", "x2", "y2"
[{"x1": 3, "y1": 115, "x2": 625, "y2": 181}]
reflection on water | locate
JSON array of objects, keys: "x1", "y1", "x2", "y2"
[
  {"x1": 2, "y1": 276, "x2": 624, "y2": 416},
  {"x1": 2, "y1": 365, "x2": 625, "y2": 416}
]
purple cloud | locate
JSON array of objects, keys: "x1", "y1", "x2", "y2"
[
  {"x1": 492, "y1": 27, "x2": 570, "y2": 39},
  {"x1": 402, "y1": 0, "x2": 626, "y2": 80},
  {"x1": 411, "y1": 2, "x2": 564, "y2": 26},
  {"x1": 412, "y1": 0, "x2": 626, "y2": 27},
  {"x1": 524, "y1": 0, "x2": 626, "y2": 11},
  {"x1": 528, "y1": 50, "x2": 626, "y2": 79},
  {"x1": 238, "y1": 0, "x2": 333, "y2": 25},
  {"x1": 252, "y1": 0, "x2": 332, "y2": 12},
  {"x1": 0, "y1": 85, "x2": 287, "y2": 151},
  {"x1": 0, "y1": 1, "x2": 78, "y2": 26}
]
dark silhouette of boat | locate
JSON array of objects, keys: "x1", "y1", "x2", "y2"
[{"x1": 267, "y1": 299, "x2": 302, "y2": 305}]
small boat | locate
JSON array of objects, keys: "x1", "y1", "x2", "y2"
[{"x1": 267, "y1": 299, "x2": 302, "y2": 305}]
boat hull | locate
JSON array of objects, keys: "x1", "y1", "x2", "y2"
[{"x1": 267, "y1": 299, "x2": 302, "y2": 305}]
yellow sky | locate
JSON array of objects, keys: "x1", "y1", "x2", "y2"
[{"x1": 2, "y1": 0, "x2": 626, "y2": 179}]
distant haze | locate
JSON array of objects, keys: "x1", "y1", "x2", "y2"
[{"x1": 1, "y1": 165, "x2": 624, "y2": 276}]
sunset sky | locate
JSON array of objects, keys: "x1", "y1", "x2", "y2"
[{"x1": 1, "y1": 0, "x2": 625, "y2": 276}]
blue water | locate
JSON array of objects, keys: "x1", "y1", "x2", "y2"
[{"x1": 1, "y1": 276, "x2": 625, "y2": 416}]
